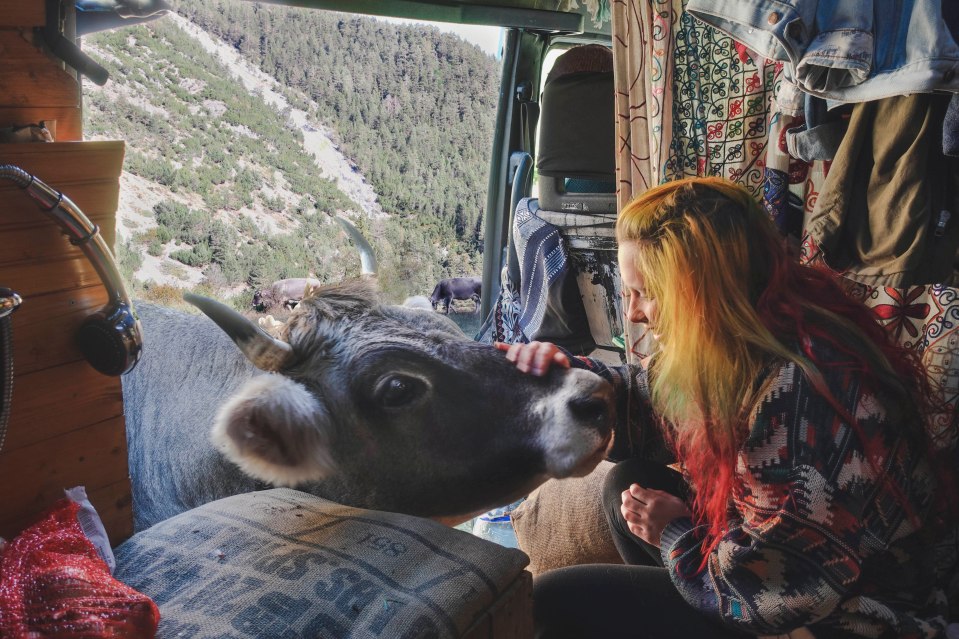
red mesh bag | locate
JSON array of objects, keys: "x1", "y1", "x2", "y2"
[{"x1": 0, "y1": 499, "x2": 159, "y2": 638}]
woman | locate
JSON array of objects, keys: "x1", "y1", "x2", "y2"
[{"x1": 496, "y1": 177, "x2": 957, "y2": 638}]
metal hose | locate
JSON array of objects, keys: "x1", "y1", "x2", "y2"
[
  {"x1": 1, "y1": 164, "x2": 142, "y2": 376},
  {"x1": 0, "y1": 289, "x2": 21, "y2": 455},
  {"x1": 0, "y1": 165, "x2": 133, "y2": 309}
]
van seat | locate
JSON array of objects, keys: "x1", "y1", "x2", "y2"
[{"x1": 511, "y1": 44, "x2": 623, "y2": 358}]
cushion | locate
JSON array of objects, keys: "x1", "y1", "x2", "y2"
[
  {"x1": 113, "y1": 488, "x2": 531, "y2": 638},
  {"x1": 510, "y1": 460, "x2": 623, "y2": 576}
]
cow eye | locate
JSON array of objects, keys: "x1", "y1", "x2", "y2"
[{"x1": 376, "y1": 375, "x2": 426, "y2": 408}]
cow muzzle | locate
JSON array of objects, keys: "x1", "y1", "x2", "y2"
[{"x1": 535, "y1": 369, "x2": 614, "y2": 478}]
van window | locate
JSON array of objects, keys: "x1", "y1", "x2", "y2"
[{"x1": 82, "y1": 1, "x2": 501, "y2": 324}]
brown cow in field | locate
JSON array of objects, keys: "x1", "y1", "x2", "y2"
[{"x1": 252, "y1": 277, "x2": 322, "y2": 311}]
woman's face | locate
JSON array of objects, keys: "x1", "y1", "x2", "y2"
[{"x1": 618, "y1": 241, "x2": 659, "y2": 339}]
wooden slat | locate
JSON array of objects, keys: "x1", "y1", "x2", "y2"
[
  {"x1": 0, "y1": 29, "x2": 81, "y2": 108},
  {"x1": 0, "y1": 66, "x2": 80, "y2": 108},
  {"x1": 0, "y1": 106, "x2": 81, "y2": 141},
  {"x1": 0, "y1": 217, "x2": 117, "y2": 265},
  {"x1": 3, "y1": 253, "x2": 114, "y2": 297},
  {"x1": 87, "y1": 479, "x2": 135, "y2": 545},
  {"x1": 0, "y1": 29, "x2": 83, "y2": 141},
  {"x1": 0, "y1": 479, "x2": 134, "y2": 549},
  {"x1": 0, "y1": 415, "x2": 129, "y2": 536},
  {"x1": 0, "y1": 184, "x2": 121, "y2": 231},
  {"x1": 0, "y1": 27, "x2": 48, "y2": 62},
  {"x1": 7, "y1": 286, "x2": 110, "y2": 375},
  {"x1": 0, "y1": 486, "x2": 133, "y2": 546},
  {"x1": 3, "y1": 359, "x2": 123, "y2": 451},
  {"x1": 0, "y1": 139, "x2": 134, "y2": 540},
  {"x1": 0, "y1": 7, "x2": 46, "y2": 28},
  {"x1": 0, "y1": 141, "x2": 125, "y2": 179},
  {"x1": 0, "y1": 24, "x2": 133, "y2": 546}
]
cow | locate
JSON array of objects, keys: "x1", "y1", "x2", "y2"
[
  {"x1": 429, "y1": 276, "x2": 482, "y2": 314},
  {"x1": 123, "y1": 278, "x2": 614, "y2": 532},
  {"x1": 251, "y1": 277, "x2": 322, "y2": 312}
]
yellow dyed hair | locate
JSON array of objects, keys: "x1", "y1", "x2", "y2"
[
  {"x1": 616, "y1": 177, "x2": 803, "y2": 435},
  {"x1": 617, "y1": 177, "x2": 946, "y2": 554}
]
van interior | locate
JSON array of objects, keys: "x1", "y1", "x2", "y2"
[{"x1": 1, "y1": 1, "x2": 956, "y2": 637}]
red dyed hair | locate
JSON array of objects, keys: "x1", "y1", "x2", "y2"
[{"x1": 617, "y1": 177, "x2": 953, "y2": 567}]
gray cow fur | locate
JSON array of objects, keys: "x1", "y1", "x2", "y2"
[{"x1": 124, "y1": 279, "x2": 614, "y2": 532}]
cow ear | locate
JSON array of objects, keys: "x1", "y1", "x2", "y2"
[{"x1": 211, "y1": 375, "x2": 336, "y2": 486}]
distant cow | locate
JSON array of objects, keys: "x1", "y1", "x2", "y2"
[
  {"x1": 123, "y1": 278, "x2": 614, "y2": 531},
  {"x1": 402, "y1": 295, "x2": 434, "y2": 311},
  {"x1": 429, "y1": 276, "x2": 482, "y2": 314},
  {"x1": 252, "y1": 277, "x2": 322, "y2": 311}
]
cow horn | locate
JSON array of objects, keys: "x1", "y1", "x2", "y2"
[
  {"x1": 335, "y1": 215, "x2": 377, "y2": 277},
  {"x1": 184, "y1": 293, "x2": 294, "y2": 371}
]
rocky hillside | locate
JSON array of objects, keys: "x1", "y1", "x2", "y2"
[{"x1": 81, "y1": 5, "x2": 499, "y2": 309}]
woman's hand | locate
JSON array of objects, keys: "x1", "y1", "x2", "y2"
[
  {"x1": 493, "y1": 341, "x2": 570, "y2": 376},
  {"x1": 621, "y1": 484, "x2": 692, "y2": 548}
]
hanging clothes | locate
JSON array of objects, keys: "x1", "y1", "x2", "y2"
[
  {"x1": 807, "y1": 94, "x2": 959, "y2": 288},
  {"x1": 611, "y1": 0, "x2": 824, "y2": 361},
  {"x1": 685, "y1": 1, "x2": 959, "y2": 104},
  {"x1": 784, "y1": 95, "x2": 851, "y2": 163}
]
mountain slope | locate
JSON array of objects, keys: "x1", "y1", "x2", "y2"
[
  {"x1": 177, "y1": 0, "x2": 499, "y2": 245},
  {"x1": 82, "y1": 5, "x2": 499, "y2": 306}
]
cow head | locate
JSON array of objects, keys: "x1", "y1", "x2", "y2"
[{"x1": 186, "y1": 279, "x2": 615, "y2": 521}]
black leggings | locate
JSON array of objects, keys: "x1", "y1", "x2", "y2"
[{"x1": 532, "y1": 458, "x2": 750, "y2": 639}]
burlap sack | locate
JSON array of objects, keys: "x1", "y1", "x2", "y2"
[
  {"x1": 113, "y1": 488, "x2": 531, "y2": 638},
  {"x1": 510, "y1": 460, "x2": 622, "y2": 576}
]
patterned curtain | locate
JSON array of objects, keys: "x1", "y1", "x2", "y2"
[{"x1": 610, "y1": 0, "x2": 959, "y2": 421}]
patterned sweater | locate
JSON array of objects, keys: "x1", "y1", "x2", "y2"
[{"x1": 571, "y1": 344, "x2": 958, "y2": 639}]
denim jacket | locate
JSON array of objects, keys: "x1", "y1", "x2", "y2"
[{"x1": 685, "y1": 0, "x2": 959, "y2": 104}]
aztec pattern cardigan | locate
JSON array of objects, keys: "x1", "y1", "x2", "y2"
[{"x1": 571, "y1": 341, "x2": 957, "y2": 639}]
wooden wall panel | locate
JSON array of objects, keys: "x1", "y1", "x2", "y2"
[
  {"x1": 7, "y1": 286, "x2": 109, "y2": 374},
  {"x1": 2, "y1": 360, "x2": 124, "y2": 451},
  {"x1": 0, "y1": 138, "x2": 133, "y2": 544},
  {"x1": 0, "y1": 141, "x2": 125, "y2": 184},
  {"x1": 3, "y1": 255, "x2": 111, "y2": 297},
  {"x1": 0, "y1": 16, "x2": 82, "y2": 140},
  {"x1": 0, "y1": 416, "x2": 128, "y2": 532},
  {"x1": 0, "y1": 215, "x2": 118, "y2": 262},
  {"x1": 0, "y1": 65, "x2": 82, "y2": 107},
  {"x1": 0, "y1": 183, "x2": 121, "y2": 229},
  {"x1": 0, "y1": 4, "x2": 45, "y2": 28},
  {"x1": 0, "y1": 106, "x2": 81, "y2": 141}
]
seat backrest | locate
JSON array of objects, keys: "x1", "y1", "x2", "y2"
[
  {"x1": 533, "y1": 45, "x2": 623, "y2": 357},
  {"x1": 482, "y1": 45, "x2": 622, "y2": 355},
  {"x1": 537, "y1": 44, "x2": 616, "y2": 214}
]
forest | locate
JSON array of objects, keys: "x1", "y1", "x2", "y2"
[{"x1": 83, "y1": 0, "x2": 500, "y2": 307}]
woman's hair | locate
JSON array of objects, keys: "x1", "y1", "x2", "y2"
[{"x1": 616, "y1": 176, "x2": 946, "y2": 560}]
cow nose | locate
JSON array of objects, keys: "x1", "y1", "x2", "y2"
[{"x1": 567, "y1": 394, "x2": 609, "y2": 426}]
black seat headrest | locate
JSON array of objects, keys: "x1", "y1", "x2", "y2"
[{"x1": 537, "y1": 44, "x2": 616, "y2": 213}]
